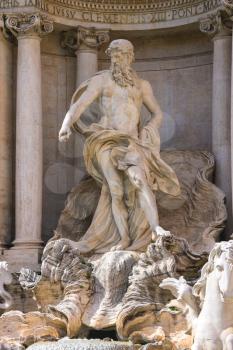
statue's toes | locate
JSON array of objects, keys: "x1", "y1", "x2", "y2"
[{"x1": 110, "y1": 239, "x2": 130, "y2": 251}]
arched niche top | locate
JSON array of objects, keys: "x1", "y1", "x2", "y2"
[{"x1": 0, "y1": 0, "x2": 222, "y2": 30}]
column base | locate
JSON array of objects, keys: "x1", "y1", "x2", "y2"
[
  {"x1": 2, "y1": 246, "x2": 43, "y2": 272},
  {"x1": 11, "y1": 239, "x2": 43, "y2": 249}
]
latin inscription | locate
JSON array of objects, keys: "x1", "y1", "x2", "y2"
[{"x1": 0, "y1": 0, "x2": 222, "y2": 23}]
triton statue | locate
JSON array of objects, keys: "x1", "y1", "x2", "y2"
[{"x1": 59, "y1": 39, "x2": 180, "y2": 252}]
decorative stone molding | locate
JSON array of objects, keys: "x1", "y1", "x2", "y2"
[
  {"x1": 221, "y1": 0, "x2": 233, "y2": 20},
  {"x1": 50, "y1": 0, "x2": 220, "y2": 12},
  {"x1": 0, "y1": 18, "x2": 13, "y2": 42},
  {"x1": 61, "y1": 29, "x2": 77, "y2": 52},
  {"x1": 5, "y1": 13, "x2": 53, "y2": 38},
  {"x1": 61, "y1": 26, "x2": 109, "y2": 53},
  {"x1": 199, "y1": 11, "x2": 221, "y2": 34},
  {"x1": 199, "y1": 9, "x2": 231, "y2": 37},
  {"x1": 0, "y1": 0, "x2": 222, "y2": 30},
  {"x1": 77, "y1": 26, "x2": 109, "y2": 49},
  {"x1": 222, "y1": 0, "x2": 233, "y2": 8}
]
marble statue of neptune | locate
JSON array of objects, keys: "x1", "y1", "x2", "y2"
[{"x1": 59, "y1": 39, "x2": 180, "y2": 253}]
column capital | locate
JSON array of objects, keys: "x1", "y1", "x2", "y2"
[
  {"x1": 77, "y1": 26, "x2": 110, "y2": 49},
  {"x1": 199, "y1": 10, "x2": 232, "y2": 38},
  {"x1": 222, "y1": 0, "x2": 233, "y2": 9},
  {"x1": 5, "y1": 13, "x2": 53, "y2": 39},
  {"x1": 0, "y1": 16, "x2": 13, "y2": 43},
  {"x1": 61, "y1": 26, "x2": 110, "y2": 54}
]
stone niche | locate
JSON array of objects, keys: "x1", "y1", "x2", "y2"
[
  {"x1": 41, "y1": 28, "x2": 213, "y2": 242},
  {"x1": 0, "y1": 0, "x2": 224, "y2": 247},
  {"x1": 0, "y1": 1, "x2": 233, "y2": 349}
]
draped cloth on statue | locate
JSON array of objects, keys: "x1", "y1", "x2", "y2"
[{"x1": 71, "y1": 74, "x2": 180, "y2": 254}]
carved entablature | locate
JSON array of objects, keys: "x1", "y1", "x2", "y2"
[
  {"x1": 5, "y1": 13, "x2": 53, "y2": 38},
  {"x1": 61, "y1": 26, "x2": 109, "y2": 53},
  {"x1": 0, "y1": 0, "x2": 223, "y2": 30}
]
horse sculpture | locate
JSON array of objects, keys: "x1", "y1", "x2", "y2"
[
  {"x1": 160, "y1": 240, "x2": 233, "y2": 350},
  {"x1": 0, "y1": 261, "x2": 13, "y2": 310}
]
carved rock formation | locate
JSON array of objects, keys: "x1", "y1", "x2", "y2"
[
  {"x1": 57, "y1": 151, "x2": 226, "y2": 255},
  {"x1": 82, "y1": 250, "x2": 138, "y2": 329},
  {"x1": 0, "y1": 238, "x2": 92, "y2": 345},
  {"x1": 0, "y1": 233, "x2": 207, "y2": 348},
  {"x1": 116, "y1": 233, "x2": 207, "y2": 347}
]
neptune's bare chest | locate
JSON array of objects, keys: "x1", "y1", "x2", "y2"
[{"x1": 101, "y1": 79, "x2": 142, "y2": 107}]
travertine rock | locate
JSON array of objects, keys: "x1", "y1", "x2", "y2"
[
  {"x1": 116, "y1": 233, "x2": 207, "y2": 346},
  {"x1": 82, "y1": 250, "x2": 138, "y2": 329},
  {"x1": 57, "y1": 151, "x2": 226, "y2": 255},
  {"x1": 0, "y1": 232, "x2": 207, "y2": 348},
  {"x1": 0, "y1": 310, "x2": 66, "y2": 345},
  {"x1": 56, "y1": 177, "x2": 101, "y2": 242},
  {"x1": 32, "y1": 237, "x2": 93, "y2": 337},
  {"x1": 159, "y1": 151, "x2": 227, "y2": 253},
  {"x1": 0, "y1": 238, "x2": 92, "y2": 345}
]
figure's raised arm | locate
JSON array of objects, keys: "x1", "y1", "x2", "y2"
[
  {"x1": 141, "y1": 80, "x2": 163, "y2": 129},
  {"x1": 59, "y1": 74, "x2": 103, "y2": 142}
]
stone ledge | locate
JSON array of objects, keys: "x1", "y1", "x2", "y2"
[
  {"x1": 27, "y1": 338, "x2": 136, "y2": 350},
  {"x1": 1, "y1": 247, "x2": 42, "y2": 272}
]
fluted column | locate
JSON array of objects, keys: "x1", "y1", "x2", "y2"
[
  {"x1": 0, "y1": 28, "x2": 13, "y2": 248},
  {"x1": 5, "y1": 14, "x2": 53, "y2": 252},
  {"x1": 200, "y1": 12, "x2": 232, "y2": 230}
]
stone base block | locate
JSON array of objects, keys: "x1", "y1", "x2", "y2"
[
  {"x1": 1, "y1": 247, "x2": 43, "y2": 272},
  {"x1": 27, "y1": 339, "x2": 135, "y2": 350}
]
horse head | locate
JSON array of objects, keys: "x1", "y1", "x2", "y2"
[{"x1": 213, "y1": 241, "x2": 233, "y2": 302}]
